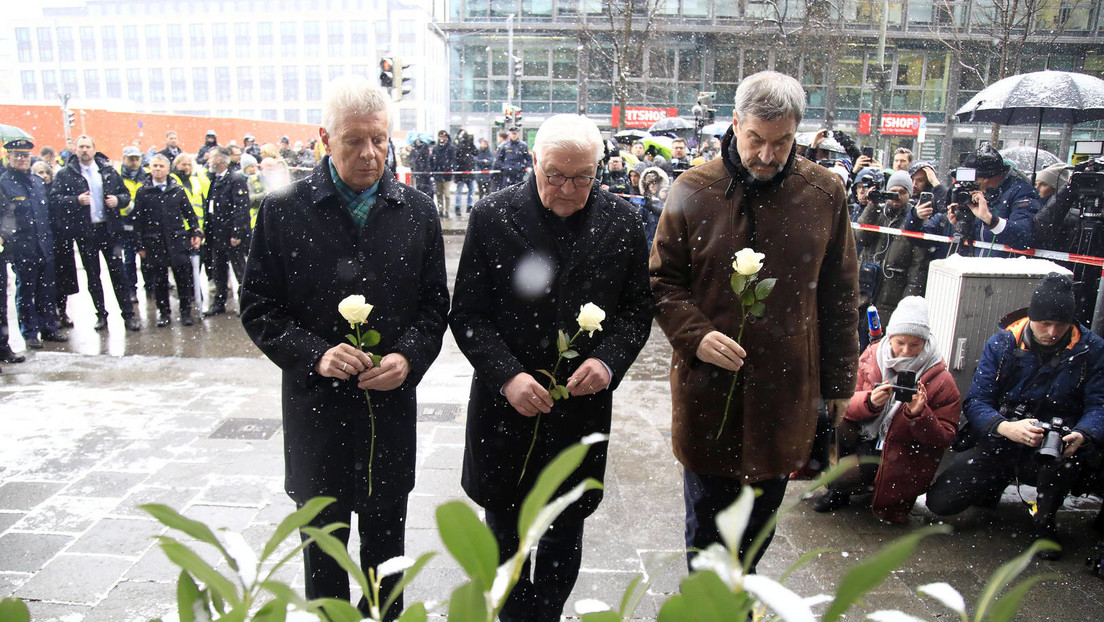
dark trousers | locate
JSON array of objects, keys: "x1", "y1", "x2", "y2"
[
  {"x1": 299, "y1": 495, "x2": 407, "y2": 622},
  {"x1": 13, "y1": 256, "x2": 59, "y2": 339},
  {"x1": 826, "y1": 419, "x2": 881, "y2": 495},
  {"x1": 0, "y1": 259, "x2": 11, "y2": 352},
  {"x1": 683, "y1": 470, "x2": 789, "y2": 573},
  {"x1": 484, "y1": 506, "x2": 585, "y2": 622},
  {"x1": 925, "y1": 434, "x2": 1096, "y2": 527},
  {"x1": 206, "y1": 241, "x2": 246, "y2": 308},
  {"x1": 76, "y1": 223, "x2": 134, "y2": 319},
  {"x1": 151, "y1": 261, "x2": 195, "y2": 316}
]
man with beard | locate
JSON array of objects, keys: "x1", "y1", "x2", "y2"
[
  {"x1": 158, "y1": 131, "x2": 182, "y2": 163},
  {"x1": 51, "y1": 135, "x2": 139, "y2": 331},
  {"x1": 241, "y1": 76, "x2": 448, "y2": 619},
  {"x1": 651, "y1": 71, "x2": 858, "y2": 570}
]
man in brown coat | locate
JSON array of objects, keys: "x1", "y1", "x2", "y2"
[{"x1": 650, "y1": 71, "x2": 859, "y2": 570}]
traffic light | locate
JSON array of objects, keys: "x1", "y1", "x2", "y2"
[
  {"x1": 379, "y1": 57, "x2": 395, "y2": 89},
  {"x1": 513, "y1": 55, "x2": 523, "y2": 79},
  {"x1": 392, "y1": 58, "x2": 413, "y2": 102},
  {"x1": 65, "y1": 109, "x2": 76, "y2": 127}
]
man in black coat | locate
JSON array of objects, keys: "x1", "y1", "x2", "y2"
[
  {"x1": 240, "y1": 76, "x2": 449, "y2": 620},
  {"x1": 450, "y1": 114, "x2": 653, "y2": 622},
  {"x1": 134, "y1": 154, "x2": 202, "y2": 327},
  {"x1": 201, "y1": 147, "x2": 250, "y2": 316},
  {"x1": 495, "y1": 126, "x2": 531, "y2": 188},
  {"x1": 430, "y1": 130, "x2": 457, "y2": 218},
  {"x1": 1, "y1": 139, "x2": 66, "y2": 353},
  {"x1": 50, "y1": 135, "x2": 139, "y2": 332}
]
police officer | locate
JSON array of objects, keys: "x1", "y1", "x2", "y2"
[
  {"x1": 494, "y1": 126, "x2": 530, "y2": 188},
  {"x1": 926, "y1": 274, "x2": 1104, "y2": 560},
  {"x1": 0, "y1": 139, "x2": 67, "y2": 350}
]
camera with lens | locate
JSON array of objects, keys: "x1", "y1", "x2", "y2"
[
  {"x1": 868, "y1": 189, "x2": 899, "y2": 204},
  {"x1": 1035, "y1": 417, "x2": 1073, "y2": 464},
  {"x1": 891, "y1": 370, "x2": 918, "y2": 403},
  {"x1": 951, "y1": 167, "x2": 981, "y2": 207}
]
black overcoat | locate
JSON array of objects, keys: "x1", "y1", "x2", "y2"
[
  {"x1": 449, "y1": 175, "x2": 654, "y2": 521},
  {"x1": 133, "y1": 176, "x2": 199, "y2": 268},
  {"x1": 0, "y1": 169, "x2": 54, "y2": 262},
  {"x1": 240, "y1": 159, "x2": 449, "y2": 509},
  {"x1": 49, "y1": 153, "x2": 131, "y2": 240},
  {"x1": 203, "y1": 170, "x2": 251, "y2": 246}
]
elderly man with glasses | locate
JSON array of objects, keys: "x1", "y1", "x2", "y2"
[{"x1": 450, "y1": 114, "x2": 654, "y2": 622}]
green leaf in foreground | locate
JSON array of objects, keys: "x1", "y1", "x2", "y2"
[
  {"x1": 263, "y1": 496, "x2": 335, "y2": 560},
  {"x1": 437, "y1": 502, "x2": 499, "y2": 588}
]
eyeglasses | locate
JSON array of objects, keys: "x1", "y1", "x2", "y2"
[{"x1": 537, "y1": 163, "x2": 597, "y2": 188}]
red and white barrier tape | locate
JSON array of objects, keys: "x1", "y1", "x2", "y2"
[{"x1": 851, "y1": 221, "x2": 1104, "y2": 269}]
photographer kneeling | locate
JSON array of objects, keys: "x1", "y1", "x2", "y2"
[
  {"x1": 813, "y1": 297, "x2": 961, "y2": 523},
  {"x1": 926, "y1": 274, "x2": 1104, "y2": 560}
]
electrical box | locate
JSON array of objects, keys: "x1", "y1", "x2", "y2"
[{"x1": 925, "y1": 256, "x2": 1072, "y2": 394}]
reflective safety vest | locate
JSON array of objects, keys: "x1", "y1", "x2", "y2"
[
  {"x1": 116, "y1": 165, "x2": 148, "y2": 217},
  {"x1": 246, "y1": 173, "x2": 265, "y2": 229},
  {"x1": 176, "y1": 171, "x2": 210, "y2": 231}
]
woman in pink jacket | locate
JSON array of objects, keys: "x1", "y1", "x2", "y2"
[{"x1": 812, "y1": 296, "x2": 961, "y2": 524}]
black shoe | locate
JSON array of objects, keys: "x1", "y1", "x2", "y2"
[
  {"x1": 1034, "y1": 524, "x2": 1063, "y2": 560},
  {"x1": 0, "y1": 350, "x2": 26, "y2": 363},
  {"x1": 93, "y1": 316, "x2": 108, "y2": 331},
  {"x1": 203, "y1": 305, "x2": 226, "y2": 317},
  {"x1": 813, "y1": 489, "x2": 850, "y2": 513},
  {"x1": 124, "y1": 317, "x2": 142, "y2": 332},
  {"x1": 41, "y1": 332, "x2": 69, "y2": 343},
  {"x1": 25, "y1": 337, "x2": 44, "y2": 349},
  {"x1": 181, "y1": 313, "x2": 195, "y2": 327},
  {"x1": 156, "y1": 315, "x2": 171, "y2": 327},
  {"x1": 59, "y1": 314, "x2": 74, "y2": 328}
]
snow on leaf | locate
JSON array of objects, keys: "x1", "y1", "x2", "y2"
[
  {"x1": 221, "y1": 530, "x2": 258, "y2": 588},
  {"x1": 742, "y1": 575, "x2": 816, "y2": 622},
  {"x1": 716, "y1": 486, "x2": 755, "y2": 554},
  {"x1": 917, "y1": 582, "x2": 966, "y2": 614},
  {"x1": 574, "y1": 598, "x2": 612, "y2": 614},
  {"x1": 376, "y1": 555, "x2": 416, "y2": 579}
]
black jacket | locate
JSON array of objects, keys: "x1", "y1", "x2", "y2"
[
  {"x1": 203, "y1": 169, "x2": 250, "y2": 244},
  {"x1": 0, "y1": 168, "x2": 54, "y2": 262},
  {"x1": 50, "y1": 153, "x2": 131, "y2": 240},
  {"x1": 449, "y1": 174, "x2": 654, "y2": 519},
  {"x1": 134, "y1": 176, "x2": 200, "y2": 267},
  {"x1": 240, "y1": 159, "x2": 449, "y2": 508},
  {"x1": 455, "y1": 137, "x2": 477, "y2": 172},
  {"x1": 431, "y1": 139, "x2": 457, "y2": 182}
]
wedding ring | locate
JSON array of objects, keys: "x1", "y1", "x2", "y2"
[{"x1": 342, "y1": 362, "x2": 348, "y2": 373}]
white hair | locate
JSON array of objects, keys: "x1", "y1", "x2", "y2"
[
  {"x1": 734, "y1": 71, "x2": 807, "y2": 125},
  {"x1": 322, "y1": 75, "x2": 392, "y2": 133},
  {"x1": 533, "y1": 114, "x2": 603, "y2": 163}
]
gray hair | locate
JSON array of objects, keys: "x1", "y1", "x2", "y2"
[
  {"x1": 734, "y1": 71, "x2": 806, "y2": 125},
  {"x1": 148, "y1": 153, "x2": 170, "y2": 165},
  {"x1": 208, "y1": 147, "x2": 232, "y2": 163},
  {"x1": 532, "y1": 114, "x2": 603, "y2": 163},
  {"x1": 322, "y1": 75, "x2": 391, "y2": 134}
]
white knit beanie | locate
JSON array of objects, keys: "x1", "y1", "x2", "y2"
[{"x1": 885, "y1": 296, "x2": 930, "y2": 340}]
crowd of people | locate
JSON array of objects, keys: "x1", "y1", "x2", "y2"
[{"x1": 4, "y1": 69, "x2": 1104, "y2": 621}]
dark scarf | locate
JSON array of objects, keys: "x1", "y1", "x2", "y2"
[
  {"x1": 718, "y1": 124, "x2": 798, "y2": 250},
  {"x1": 527, "y1": 173, "x2": 590, "y2": 260}
]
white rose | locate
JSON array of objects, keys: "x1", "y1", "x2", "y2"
[
  {"x1": 576, "y1": 302, "x2": 606, "y2": 336},
  {"x1": 732, "y1": 248, "x2": 765, "y2": 276},
  {"x1": 338, "y1": 294, "x2": 373, "y2": 326}
]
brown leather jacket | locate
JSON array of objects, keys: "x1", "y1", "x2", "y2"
[{"x1": 650, "y1": 133, "x2": 859, "y2": 483}]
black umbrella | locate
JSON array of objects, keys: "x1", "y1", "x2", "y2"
[
  {"x1": 647, "y1": 117, "x2": 694, "y2": 135},
  {"x1": 955, "y1": 70, "x2": 1104, "y2": 181}
]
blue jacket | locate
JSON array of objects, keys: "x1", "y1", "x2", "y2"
[
  {"x1": 964, "y1": 316, "x2": 1104, "y2": 444},
  {"x1": 0, "y1": 168, "x2": 54, "y2": 262},
  {"x1": 926, "y1": 172, "x2": 1040, "y2": 256}
]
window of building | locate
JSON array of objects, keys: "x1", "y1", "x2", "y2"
[
  {"x1": 236, "y1": 23, "x2": 252, "y2": 57},
  {"x1": 193, "y1": 67, "x2": 209, "y2": 101},
  {"x1": 57, "y1": 27, "x2": 75, "y2": 62},
  {"x1": 149, "y1": 68, "x2": 165, "y2": 103},
  {"x1": 105, "y1": 69, "x2": 121, "y2": 98},
  {"x1": 84, "y1": 69, "x2": 100, "y2": 99},
  {"x1": 283, "y1": 65, "x2": 300, "y2": 100},
  {"x1": 145, "y1": 24, "x2": 161, "y2": 60},
  {"x1": 21, "y1": 71, "x2": 36, "y2": 100},
  {"x1": 304, "y1": 21, "x2": 321, "y2": 57},
  {"x1": 284, "y1": 109, "x2": 301, "y2": 122},
  {"x1": 102, "y1": 26, "x2": 118, "y2": 61},
  {"x1": 351, "y1": 21, "x2": 370, "y2": 56},
  {"x1": 330, "y1": 65, "x2": 345, "y2": 80},
  {"x1": 374, "y1": 20, "x2": 388, "y2": 50},
  {"x1": 61, "y1": 70, "x2": 78, "y2": 97},
  {"x1": 122, "y1": 25, "x2": 139, "y2": 60},
  {"x1": 305, "y1": 65, "x2": 322, "y2": 99},
  {"x1": 307, "y1": 108, "x2": 322, "y2": 124},
  {"x1": 522, "y1": 0, "x2": 551, "y2": 17},
  {"x1": 213, "y1": 23, "x2": 229, "y2": 57},
  {"x1": 41, "y1": 70, "x2": 57, "y2": 99},
  {"x1": 172, "y1": 67, "x2": 187, "y2": 102},
  {"x1": 80, "y1": 26, "x2": 96, "y2": 61},
  {"x1": 281, "y1": 22, "x2": 297, "y2": 58},
  {"x1": 37, "y1": 27, "x2": 54, "y2": 62},
  {"x1": 327, "y1": 21, "x2": 344, "y2": 54},
  {"x1": 16, "y1": 28, "x2": 32, "y2": 62},
  {"x1": 190, "y1": 24, "x2": 207, "y2": 59},
  {"x1": 167, "y1": 24, "x2": 183, "y2": 59},
  {"x1": 489, "y1": 0, "x2": 516, "y2": 18},
  {"x1": 260, "y1": 66, "x2": 276, "y2": 100},
  {"x1": 258, "y1": 22, "x2": 274, "y2": 57},
  {"x1": 261, "y1": 109, "x2": 278, "y2": 121},
  {"x1": 239, "y1": 109, "x2": 255, "y2": 119},
  {"x1": 216, "y1": 67, "x2": 231, "y2": 101},
  {"x1": 238, "y1": 66, "x2": 254, "y2": 100},
  {"x1": 127, "y1": 68, "x2": 143, "y2": 102}
]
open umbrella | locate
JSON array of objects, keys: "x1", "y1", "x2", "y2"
[
  {"x1": 614, "y1": 129, "x2": 650, "y2": 143},
  {"x1": 404, "y1": 131, "x2": 434, "y2": 146},
  {"x1": 0, "y1": 123, "x2": 33, "y2": 144},
  {"x1": 956, "y1": 70, "x2": 1104, "y2": 180},
  {"x1": 643, "y1": 135, "x2": 674, "y2": 159},
  {"x1": 998, "y1": 146, "x2": 1061, "y2": 174},
  {"x1": 699, "y1": 121, "x2": 731, "y2": 137},
  {"x1": 648, "y1": 117, "x2": 694, "y2": 136}
]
